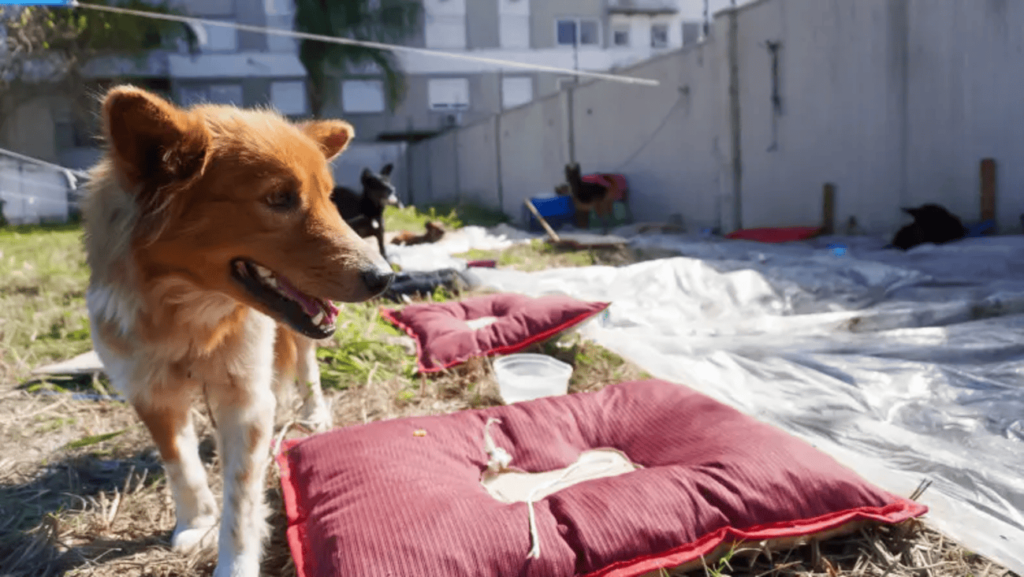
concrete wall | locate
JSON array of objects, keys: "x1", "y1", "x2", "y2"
[
  {"x1": 330, "y1": 142, "x2": 409, "y2": 202},
  {"x1": 406, "y1": 0, "x2": 1024, "y2": 235},
  {"x1": 456, "y1": 119, "x2": 501, "y2": 209},
  {"x1": 732, "y1": 0, "x2": 1024, "y2": 233},
  {"x1": 412, "y1": 130, "x2": 460, "y2": 205},
  {"x1": 734, "y1": 0, "x2": 909, "y2": 232},
  {"x1": 572, "y1": 45, "x2": 724, "y2": 228},
  {"x1": 406, "y1": 47, "x2": 723, "y2": 228},
  {"x1": 498, "y1": 92, "x2": 572, "y2": 218},
  {"x1": 903, "y1": 0, "x2": 1024, "y2": 232}
]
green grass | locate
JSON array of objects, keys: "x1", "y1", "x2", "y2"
[
  {"x1": 64, "y1": 429, "x2": 127, "y2": 450},
  {"x1": 455, "y1": 239, "x2": 635, "y2": 271},
  {"x1": 0, "y1": 223, "x2": 92, "y2": 385},
  {"x1": 316, "y1": 305, "x2": 416, "y2": 390},
  {"x1": 384, "y1": 201, "x2": 509, "y2": 233},
  {"x1": 0, "y1": 220, "x2": 631, "y2": 397}
]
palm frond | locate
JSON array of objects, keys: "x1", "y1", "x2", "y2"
[{"x1": 293, "y1": 0, "x2": 421, "y2": 116}]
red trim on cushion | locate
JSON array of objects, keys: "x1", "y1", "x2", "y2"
[
  {"x1": 379, "y1": 297, "x2": 611, "y2": 374},
  {"x1": 584, "y1": 499, "x2": 927, "y2": 577},
  {"x1": 276, "y1": 438, "x2": 313, "y2": 577},
  {"x1": 379, "y1": 306, "x2": 432, "y2": 372}
]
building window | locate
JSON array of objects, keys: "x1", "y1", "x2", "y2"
[
  {"x1": 682, "y1": 21, "x2": 702, "y2": 46},
  {"x1": 499, "y1": 0, "x2": 530, "y2": 49},
  {"x1": 209, "y1": 84, "x2": 244, "y2": 105},
  {"x1": 428, "y1": 78, "x2": 470, "y2": 110},
  {"x1": 424, "y1": 14, "x2": 467, "y2": 49},
  {"x1": 202, "y1": 19, "x2": 238, "y2": 53},
  {"x1": 271, "y1": 80, "x2": 307, "y2": 116},
  {"x1": 556, "y1": 18, "x2": 600, "y2": 47},
  {"x1": 651, "y1": 23, "x2": 669, "y2": 48},
  {"x1": 501, "y1": 76, "x2": 533, "y2": 109},
  {"x1": 341, "y1": 79, "x2": 386, "y2": 113},
  {"x1": 179, "y1": 83, "x2": 244, "y2": 106},
  {"x1": 612, "y1": 27, "x2": 630, "y2": 47}
]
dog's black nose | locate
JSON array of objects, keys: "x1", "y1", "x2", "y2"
[{"x1": 361, "y1": 267, "x2": 394, "y2": 294}]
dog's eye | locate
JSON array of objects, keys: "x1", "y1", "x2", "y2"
[{"x1": 266, "y1": 190, "x2": 299, "y2": 212}]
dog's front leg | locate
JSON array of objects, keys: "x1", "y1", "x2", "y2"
[
  {"x1": 133, "y1": 390, "x2": 219, "y2": 552},
  {"x1": 294, "y1": 334, "x2": 332, "y2": 432},
  {"x1": 376, "y1": 225, "x2": 388, "y2": 260},
  {"x1": 207, "y1": 377, "x2": 275, "y2": 577}
]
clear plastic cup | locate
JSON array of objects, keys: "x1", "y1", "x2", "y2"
[{"x1": 493, "y1": 354, "x2": 573, "y2": 404}]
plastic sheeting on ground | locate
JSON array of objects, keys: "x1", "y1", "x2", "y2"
[
  {"x1": 386, "y1": 224, "x2": 538, "y2": 272},
  {"x1": 455, "y1": 231, "x2": 1024, "y2": 575}
]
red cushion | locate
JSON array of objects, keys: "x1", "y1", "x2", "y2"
[
  {"x1": 581, "y1": 173, "x2": 629, "y2": 201},
  {"x1": 726, "y1": 226, "x2": 823, "y2": 243},
  {"x1": 276, "y1": 379, "x2": 927, "y2": 577},
  {"x1": 380, "y1": 293, "x2": 610, "y2": 373}
]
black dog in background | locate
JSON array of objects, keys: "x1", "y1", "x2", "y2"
[
  {"x1": 331, "y1": 163, "x2": 402, "y2": 259},
  {"x1": 890, "y1": 204, "x2": 967, "y2": 250}
]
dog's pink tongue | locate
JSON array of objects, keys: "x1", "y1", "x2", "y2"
[
  {"x1": 324, "y1": 300, "x2": 340, "y2": 322},
  {"x1": 278, "y1": 276, "x2": 341, "y2": 323},
  {"x1": 277, "y1": 276, "x2": 320, "y2": 317}
]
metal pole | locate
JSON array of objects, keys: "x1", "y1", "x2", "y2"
[
  {"x1": 703, "y1": 0, "x2": 710, "y2": 37},
  {"x1": 453, "y1": 128, "x2": 461, "y2": 203},
  {"x1": 495, "y1": 69, "x2": 505, "y2": 211},
  {"x1": 567, "y1": 31, "x2": 579, "y2": 164}
]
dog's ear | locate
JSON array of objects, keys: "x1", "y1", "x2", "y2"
[
  {"x1": 298, "y1": 119, "x2": 354, "y2": 161},
  {"x1": 360, "y1": 168, "x2": 373, "y2": 182},
  {"x1": 380, "y1": 163, "x2": 394, "y2": 177},
  {"x1": 102, "y1": 85, "x2": 209, "y2": 187}
]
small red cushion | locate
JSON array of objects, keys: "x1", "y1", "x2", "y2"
[
  {"x1": 726, "y1": 226, "x2": 823, "y2": 243},
  {"x1": 276, "y1": 380, "x2": 927, "y2": 577},
  {"x1": 380, "y1": 293, "x2": 610, "y2": 373}
]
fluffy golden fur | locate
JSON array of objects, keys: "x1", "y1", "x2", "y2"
[{"x1": 82, "y1": 86, "x2": 392, "y2": 577}]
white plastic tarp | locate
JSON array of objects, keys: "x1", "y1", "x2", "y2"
[
  {"x1": 451, "y1": 232, "x2": 1024, "y2": 575},
  {"x1": 386, "y1": 224, "x2": 538, "y2": 272}
]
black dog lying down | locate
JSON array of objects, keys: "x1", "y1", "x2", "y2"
[
  {"x1": 331, "y1": 163, "x2": 402, "y2": 259},
  {"x1": 890, "y1": 203, "x2": 967, "y2": 250}
]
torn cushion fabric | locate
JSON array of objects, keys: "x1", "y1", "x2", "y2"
[
  {"x1": 276, "y1": 379, "x2": 927, "y2": 577},
  {"x1": 380, "y1": 293, "x2": 610, "y2": 373}
]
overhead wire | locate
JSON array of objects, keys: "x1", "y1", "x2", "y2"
[{"x1": 69, "y1": 1, "x2": 660, "y2": 87}]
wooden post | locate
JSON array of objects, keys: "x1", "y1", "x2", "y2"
[
  {"x1": 524, "y1": 199, "x2": 561, "y2": 243},
  {"x1": 980, "y1": 158, "x2": 996, "y2": 224},
  {"x1": 822, "y1": 183, "x2": 836, "y2": 235}
]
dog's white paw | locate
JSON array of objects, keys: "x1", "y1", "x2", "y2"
[
  {"x1": 300, "y1": 400, "x2": 333, "y2": 432},
  {"x1": 171, "y1": 519, "x2": 219, "y2": 552},
  {"x1": 212, "y1": 555, "x2": 261, "y2": 577}
]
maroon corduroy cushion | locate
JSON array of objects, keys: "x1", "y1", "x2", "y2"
[
  {"x1": 380, "y1": 293, "x2": 610, "y2": 373},
  {"x1": 276, "y1": 380, "x2": 927, "y2": 577}
]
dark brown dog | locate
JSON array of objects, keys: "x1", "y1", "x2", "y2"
[
  {"x1": 558, "y1": 163, "x2": 627, "y2": 233},
  {"x1": 391, "y1": 221, "x2": 446, "y2": 246}
]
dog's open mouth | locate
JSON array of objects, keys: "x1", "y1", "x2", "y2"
[{"x1": 231, "y1": 259, "x2": 340, "y2": 339}]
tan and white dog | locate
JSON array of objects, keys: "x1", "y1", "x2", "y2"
[{"x1": 82, "y1": 85, "x2": 392, "y2": 576}]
